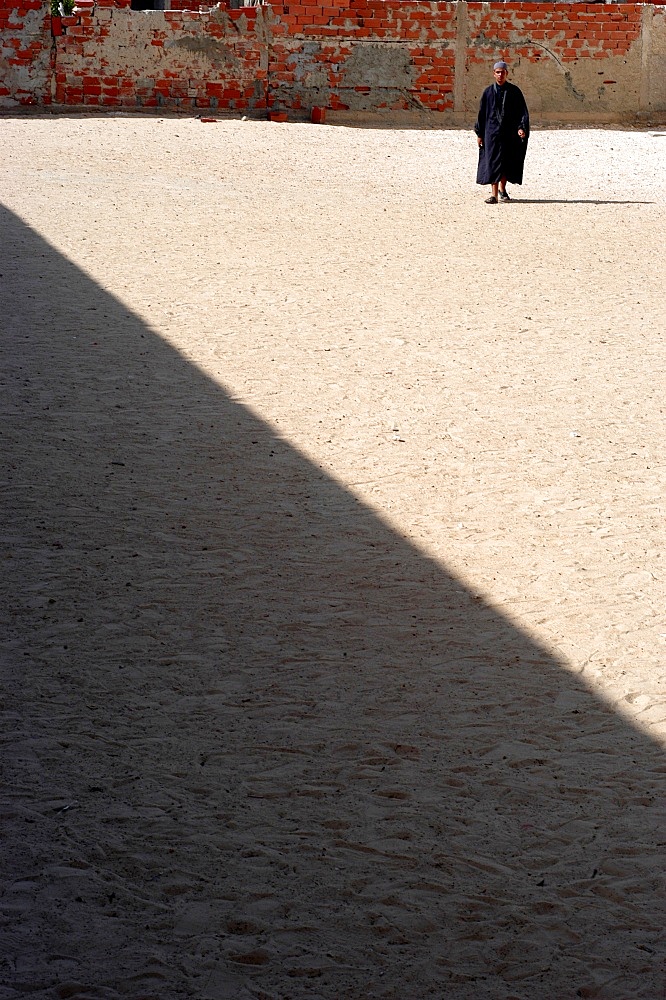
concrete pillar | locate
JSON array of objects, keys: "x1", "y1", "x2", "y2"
[
  {"x1": 639, "y1": 4, "x2": 653, "y2": 118},
  {"x1": 454, "y1": 0, "x2": 468, "y2": 116}
]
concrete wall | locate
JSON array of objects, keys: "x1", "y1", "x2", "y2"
[
  {"x1": 465, "y1": 2, "x2": 648, "y2": 121},
  {"x1": 51, "y1": 3, "x2": 268, "y2": 108},
  {"x1": 1, "y1": 0, "x2": 665, "y2": 122}
]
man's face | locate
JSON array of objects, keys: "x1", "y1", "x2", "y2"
[{"x1": 494, "y1": 67, "x2": 508, "y2": 85}]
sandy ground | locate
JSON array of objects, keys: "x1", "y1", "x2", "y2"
[{"x1": 1, "y1": 114, "x2": 665, "y2": 999}]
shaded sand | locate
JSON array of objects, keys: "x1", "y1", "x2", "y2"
[{"x1": 1, "y1": 116, "x2": 665, "y2": 999}]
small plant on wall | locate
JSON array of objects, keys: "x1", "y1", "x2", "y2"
[{"x1": 51, "y1": 0, "x2": 76, "y2": 14}]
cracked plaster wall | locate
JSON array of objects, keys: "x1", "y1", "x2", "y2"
[
  {"x1": 463, "y1": 2, "x2": 651, "y2": 121},
  {"x1": 0, "y1": 2, "x2": 51, "y2": 107}
]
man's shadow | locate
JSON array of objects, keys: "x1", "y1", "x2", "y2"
[
  {"x1": 1, "y1": 204, "x2": 663, "y2": 999},
  {"x1": 507, "y1": 198, "x2": 653, "y2": 205}
]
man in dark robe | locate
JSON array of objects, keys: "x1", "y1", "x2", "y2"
[{"x1": 475, "y1": 60, "x2": 529, "y2": 204}]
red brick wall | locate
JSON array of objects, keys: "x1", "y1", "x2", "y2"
[
  {"x1": 0, "y1": 0, "x2": 52, "y2": 105},
  {"x1": 466, "y1": 2, "x2": 643, "y2": 66},
  {"x1": 268, "y1": 1, "x2": 457, "y2": 113},
  {"x1": 49, "y1": 0, "x2": 267, "y2": 108},
  {"x1": 1, "y1": 0, "x2": 664, "y2": 119}
]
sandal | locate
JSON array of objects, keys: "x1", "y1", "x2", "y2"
[
  {"x1": 499, "y1": 189, "x2": 511, "y2": 202},
  {"x1": 485, "y1": 195, "x2": 497, "y2": 204}
]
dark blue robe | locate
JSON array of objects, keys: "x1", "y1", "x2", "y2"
[{"x1": 475, "y1": 82, "x2": 529, "y2": 186}]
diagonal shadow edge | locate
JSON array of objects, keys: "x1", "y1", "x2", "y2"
[{"x1": 1, "y1": 204, "x2": 664, "y2": 999}]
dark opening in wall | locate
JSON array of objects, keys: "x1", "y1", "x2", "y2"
[{"x1": 130, "y1": 0, "x2": 167, "y2": 9}]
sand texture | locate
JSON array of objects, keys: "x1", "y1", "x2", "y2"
[{"x1": 1, "y1": 115, "x2": 665, "y2": 999}]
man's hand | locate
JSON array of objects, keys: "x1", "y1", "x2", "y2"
[
  {"x1": 518, "y1": 129, "x2": 526, "y2": 138},
  {"x1": 477, "y1": 137, "x2": 483, "y2": 147}
]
